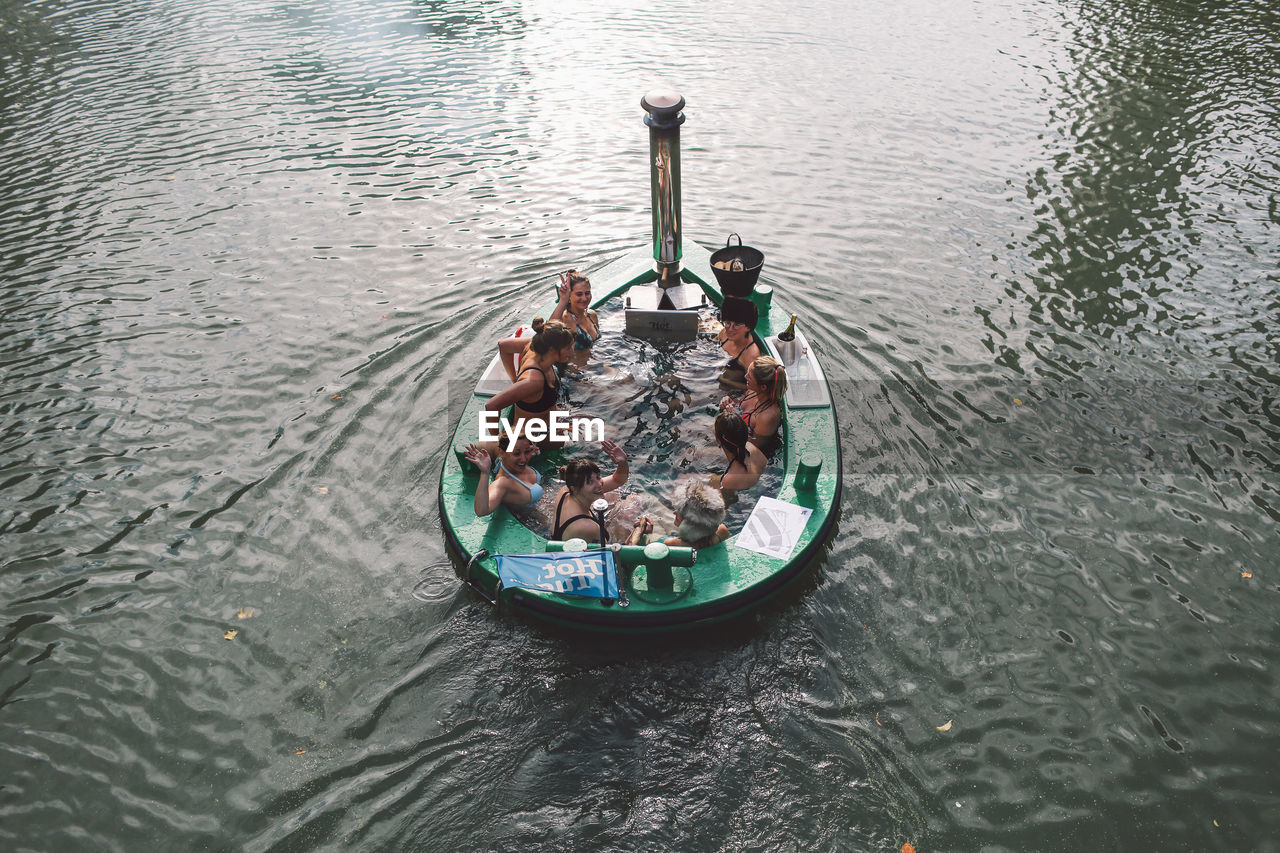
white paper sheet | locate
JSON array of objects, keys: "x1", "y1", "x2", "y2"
[{"x1": 735, "y1": 496, "x2": 813, "y2": 559}]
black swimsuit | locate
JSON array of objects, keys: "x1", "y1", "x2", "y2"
[
  {"x1": 722, "y1": 341, "x2": 755, "y2": 380},
  {"x1": 516, "y1": 365, "x2": 559, "y2": 413},
  {"x1": 552, "y1": 491, "x2": 608, "y2": 544}
]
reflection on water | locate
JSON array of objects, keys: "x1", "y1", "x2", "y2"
[{"x1": 2, "y1": 0, "x2": 1278, "y2": 850}]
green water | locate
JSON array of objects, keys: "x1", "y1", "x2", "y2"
[{"x1": 1, "y1": 0, "x2": 1277, "y2": 850}]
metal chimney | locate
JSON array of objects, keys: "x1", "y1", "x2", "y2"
[{"x1": 640, "y1": 90, "x2": 685, "y2": 286}]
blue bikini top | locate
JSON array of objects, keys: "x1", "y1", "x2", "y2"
[{"x1": 498, "y1": 458, "x2": 543, "y2": 505}]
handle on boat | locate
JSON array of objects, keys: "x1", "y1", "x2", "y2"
[
  {"x1": 545, "y1": 540, "x2": 696, "y2": 567},
  {"x1": 460, "y1": 549, "x2": 501, "y2": 606}
]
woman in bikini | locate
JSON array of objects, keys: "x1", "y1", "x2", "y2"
[
  {"x1": 713, "y1": 412, "x2": 766, "y2": 493},
  {"x1": 721, "y1": 355, "x2": 786, "y2": 453},
  {"x1": 485, "y1": 318, "x2": 574, "y2": 439},
  {"x1": 551, "y1": 440, "x2": 651, "y2": 546},
  {"x1": 463, "y1": 434, "x2": 543, "y2": 517},
  {"x1": 549, "y1": 269, "x2": 599, "y2": 351},
  {"x1": 717, "y1": 296, "x2": 760, "y2": 390}
]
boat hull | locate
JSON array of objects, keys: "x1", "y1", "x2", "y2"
[{"x1": 438, "y1": 242, "x2": 841, "y2": 634}]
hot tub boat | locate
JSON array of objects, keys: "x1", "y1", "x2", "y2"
[{"x1": 437, "y1": 93, "x2": 841, "y2": 633}]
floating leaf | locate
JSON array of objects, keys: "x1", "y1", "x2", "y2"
[
  {"x1": 331, "y1": 394, "x2": 343, "y2": 400},
  {"x1": 223, "y1": 629, "x2": 238, "y2": 640},
  {"x1": 1241, "y1": 571, "x2": 1253, "y2": 578},
  {"x1": 237, "y1": 607, "x2": 255, "y2": 620},
  {"x1": 1013, "y1": 398, "x2": 1023, "y2": 405},
  {"x1": 902, "y1": 844, "x2": 916, "y2": 853},
  {"x1": 296, "y1": 749, "x2": 307, "y2": 755},
  {"x1": 936, "y1": 720, "x2": 953, "y2": 732}
]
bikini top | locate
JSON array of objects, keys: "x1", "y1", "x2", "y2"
[
  {"x1": 497, "y1": 458, "x2": 543, "y2": 505},
  {"x1": 515, "y1": 364, "x2": 558, "y2": 413},
  {"x1": 569, "y1": 311, "x2": 597, "y2": 350},
  {"x1": 723, "y1": 340, "x2": 755, "y2": 373},
  {"x1": 740, "y1": 397, "x2": 771, "y2": 429},
  {"x1": 552, "y1": 490, "x2": 608, "y2": 544}
]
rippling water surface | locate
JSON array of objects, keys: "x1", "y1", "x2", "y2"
[{"x1": 2, "y1": 0, "x2": 1277, "y2": 850}]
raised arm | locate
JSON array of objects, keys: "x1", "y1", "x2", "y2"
[
  {"x1": 465, "y1": 444, "x2": 503, "y2": 517},
  {"x1": 484, "y1": 371, "x2": 539, "y2": 412},
  {"x1": 548, "y1": 278, "x2": 571, "y2": 324},
  {"x1": 599, "y1": 439, "x2": 630, "y2": 491},
  {"x1": 496, "y1": 336, "x2": 531, "y2": 382}
]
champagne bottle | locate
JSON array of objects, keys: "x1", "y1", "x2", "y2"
[{"x1": 778, "y1": 314, "x2": 798, "y2": 342}]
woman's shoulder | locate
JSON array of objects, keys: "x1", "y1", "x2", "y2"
[
  {"x1": 754, "y1": 404, "x2": 781, "y2": 430},
  {"x1": 517, "y1": 361, "x2": 548, "y2": 378}
]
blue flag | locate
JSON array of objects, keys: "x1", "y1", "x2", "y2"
[{"x1": 494, "y1": 551, "x2": 619, "y2": 599}]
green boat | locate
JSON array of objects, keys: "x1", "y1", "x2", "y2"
[{"x1": 438, "y1": 92, "x2": 841, "y2": 633}]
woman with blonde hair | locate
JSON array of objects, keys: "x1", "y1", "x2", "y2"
[{"x1": 723, "y1": 355, "x2": 786, "y2": 448}]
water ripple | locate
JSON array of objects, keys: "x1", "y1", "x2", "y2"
[{"x1": 3, "y1": 0, "x2": 1280, "y2": 849}]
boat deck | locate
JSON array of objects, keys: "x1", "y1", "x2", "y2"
[{"x1": 439, "y1": 242, "x2": 841, "y2": 632}]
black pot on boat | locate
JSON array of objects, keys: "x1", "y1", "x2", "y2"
[{"x1": 709, "y1": 233, "x2": 764, "y2": 298}]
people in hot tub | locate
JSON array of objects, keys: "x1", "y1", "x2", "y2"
[
  {"x1": 717, "y1": 296, "x2": 760, "y2": 390},
  {"x1": 485, "y1": 318, "x2": 575, "y2": 435},
  {"x1": 721, "y1": 355, "x2": 786, "y2": 451},
  {"x1": 549, "y1": 269, "x2": 599, "y2": 350},
  {"x1": 663, "y1": 480, "x2": 731, "y2": 549},
  {"x1": 463, "y1": 434, "x2": 543, "y2": 517},
  {"x1": 713, "y1": 412, "x2": 766, "y2": 492},
  {"x1": 551, "y1": 440, "x2": 651, "y2": 546}
]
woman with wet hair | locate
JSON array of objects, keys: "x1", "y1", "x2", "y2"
[
  {"x1": 486, "y1": 318, "x2": 575, "y2": 437},
  {"x1": 549, "y1": 269, "x2": 599, "y2": 350},
  {"x1": 713, "y1": 412, "x2": 766, "y2": 492},
  {"x1": 463, "y1": 433, "x2": 543, "y2": 518},
  {"x1": 551, "y1": 440, "x2": 650, "y2": 546},
  {"x1": 717, "y1": 296, "x2": 760, "y2": 390}
]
